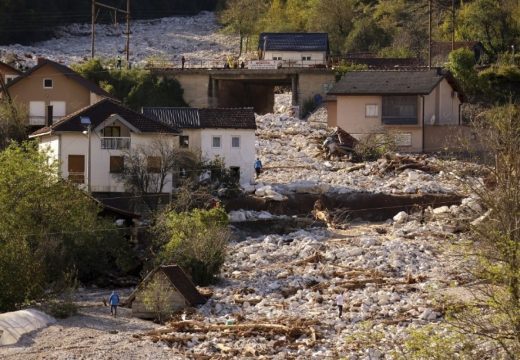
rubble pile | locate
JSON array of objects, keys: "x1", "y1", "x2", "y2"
[
  {"x1": 143, "y1": 196, "x2": 483, "y2": 358},
  {"x1": 254, "y1": 95, "x2": 474, "y2": 199}
]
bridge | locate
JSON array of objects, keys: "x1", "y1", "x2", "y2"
[{"x1": 150, "y1": 67, "x2": 336, "y2": 116}]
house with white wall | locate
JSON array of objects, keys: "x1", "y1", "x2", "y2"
[
  {"x1": 326, "y1": 69, "x2": 466, "y2": 152},
  {"x1": 0, "y1": 60, "x2": 22, "y2": 86},
  {"x1": 142, "y1": 107, "x2": 257, "y2": 184},
  {"x1": 258, "y1": 33, "x2": 329, "y2": 67},
  {"x1": 30, "y1": 98, "x2": 180, "y2": 193},
  {"x1": 4, "y1": 58, "x2": 112, "y2": 128}
]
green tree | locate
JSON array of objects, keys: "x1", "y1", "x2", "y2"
[
  {"x1": 446, "y1": 48, "x2": 480, "y2": 100},
  {"x1": 344, "y1": 17, "x2": 391, "y2": 53},
  {"x1": 0, "y1": 98, "x2": 26, "y2": 150},
  {"x1": 0, "y1": 142, "x2": 131, "y2": 310},
  {"x1": 154, "y1": 207, "x2": 230, "y2": 285}
]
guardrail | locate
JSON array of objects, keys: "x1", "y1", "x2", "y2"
[
  {"x1": 145, "y1": 59, "x2": 336, "y2": 70},
  {"x1": 101, "y1": 137, "x2": 131, "y2": 150}
]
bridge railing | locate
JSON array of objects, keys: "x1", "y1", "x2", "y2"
[{"x1": 145, "y1": 59, "x2": 340, "y2": 70}]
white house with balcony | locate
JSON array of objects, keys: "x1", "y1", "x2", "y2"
[
  {"x1": 30, "y1": 98, "x2": 180, "y2": 193},
  {"x1": 142, "y1": 107, "x2": 257, "y2": 185}
]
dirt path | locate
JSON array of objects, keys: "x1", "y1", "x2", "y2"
[{"x1": 0, "y1": 289, "x2": 179, "y2": 360}]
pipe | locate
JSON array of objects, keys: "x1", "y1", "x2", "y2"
[{"x1": 421, "y1": 95, "x2": 425, "y2": 153}]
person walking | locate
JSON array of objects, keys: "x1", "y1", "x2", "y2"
[
  {"x1": 109, "y1": 291, "x2": 120, "y2": 318},
  {"x1": 336, "y1": 292, "x2": 344, "y2": 318},
  {"x1": 254, "y1": 158, "x2": 263, "y2": 178},
  {"x1": 116, "y1": 55, "x2": 122, "y2": 69},
  {"x1": 181, "y1": 56, "x2": 186, "y2": 70}
]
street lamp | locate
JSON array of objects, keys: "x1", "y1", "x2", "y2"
[{"x1": 81, "y1": 116, "x2": 92, "y2": 192}]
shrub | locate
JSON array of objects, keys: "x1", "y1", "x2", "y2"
[
  {"x1": 353, "y1": 132, "x2": 397, "y2": 162},
  {"x1": 142, "y1": 275, "x2": 176, "y2": 323}
]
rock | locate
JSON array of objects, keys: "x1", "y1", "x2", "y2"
[
  {"x1": 228, "y1": 211, "x2": 247, "y2": 222},
  {"x1": 393, "y1": 211, "x2": 408, "y2": 224},
  {"x1": 432, "y1": 206, "x2": 450, "y2": 215}
]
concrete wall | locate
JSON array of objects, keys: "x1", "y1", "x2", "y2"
[
  {"x1": 326, "y1": 99, "x2": 337, "y2": 127},
  {"x1": 297, "y1": 72, "x2": 336, "y2": 113},
  {"x1": 132, "y1": 271, "x2": 188, "y2": 319},
  {"x1": 423, "y1": 125, "x2": 475, "y2": 152},
  {"x1": 171, "y1": 73, "x2": 210, "y2": 108},
  {"x1": 200, "y1": 128, "x2": 256, "y2": 184},
  {"x1": 7, "y1": 63, "x2": 94, "y2": 125},
  {"x1": 217, "y1": 80, "x2": 274, "y2": 114}
]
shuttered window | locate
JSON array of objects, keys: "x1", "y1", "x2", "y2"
[
  {"x1": 110, "y1": 156, "x2": 124, "y2": 173},
  {"x1": 68, "y1": 155, "x2": 85, "y2": 183}
]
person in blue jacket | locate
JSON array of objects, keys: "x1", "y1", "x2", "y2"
[
  {"x1": 254, "y1": 158, "x2": 263, "y2": 178},
  {"x1": 109, "y1": 291, "x2": 120, "y2": 318}
]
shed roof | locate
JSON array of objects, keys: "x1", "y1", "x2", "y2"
[
  {"x1": 258, "y1": 33, "x2": 329, "y2": 52},
  {"x1": 30, "y1": 98, "x2": 179, "y2": 137},
  {"x1": 328, "y1": 69, "x2": 464, "y2": 101},
  {"x1": 142, "y1": 107, "x2": 257, "y2": 130},
  {"x1": 6, "y1": 58, "x2": 112, "y2": 98},
  {"x1": 126, "y1": 265, "x2": 206, "y2": 306}
]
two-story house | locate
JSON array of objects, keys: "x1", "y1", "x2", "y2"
[
  {"x1": 5, "y1": 58, "x2": 112, "y2": 128},
  {"x1": 29, "y1": 98, "x2": 180, "y2": 193},
  {"x1": 258, "y1": 33, "x2": 329, "y2": 67},
  {"x1": 326, "y1": 69, "x2": 465, "y2": 152},
  {"x1": 142, "y1": 107, "x2": 257, "y2": 184}
]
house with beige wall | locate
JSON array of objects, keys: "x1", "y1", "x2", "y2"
[
  {"x1": 143, "y1": 107, "x2": 257, "y2": 185},
  {"x1": 326, "y1": 69, "x2": 465, "y2": 152},
  {"x1": 29, "y1": 98, "x2": 180, "y2": 194},
  {"x1": 0, "y1": 61, "x2": 22, "y2": 85},
  {"x1": 5, "y1": 58, "x2": 112, "y2": 128},
  {"x1": 258, "y1": 33, "x2": 329, "y2": 67}
]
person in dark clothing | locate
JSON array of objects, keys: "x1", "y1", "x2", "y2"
[
  {"x1": 109, "y1": 291, "x2": 120, "y2": 318},
  {"x1": 181, "y1": 56, "x2": 186, "y2": 69},
  {"x1": 116, "y1": 55, "x2": 122, "y2": 69},
  {"x1": 240, "y1": 61, "x2": 245, "y2": 69},
  {"x1": 254, "y1": 158, "x2": 263, "y2": 177}
]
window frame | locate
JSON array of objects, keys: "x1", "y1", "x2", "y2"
[
  {"x1": 381, "y1": 95, "x2": 418, "y2": 125},
  {"x1": 103, "y1": 126, "x2": 121, "y2": 137},
  {"x1": 231, "y1": 136, "x2": 240, "y2": 149},
  {"x1": 109, "y1": 156, "x2": 124, "y2": 174},
  {"x1": 365, "y1": 104, "x2": 379, "y2": 118},
  {"x1": 301, "y1": 56, "x2": 311, "y2": 61},
  {"x1": 212, "y1": 136, "x2": 221, "y2": 149},
  {"x1": 179, "y1": 135, "x2": 189, "y2": 148},
  {"x1": 43, "y1": 78, "x2": 53, "y2": 89}
]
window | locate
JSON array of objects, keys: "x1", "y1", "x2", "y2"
[
  {"x1": 301, "y1": 56, "x2": 311, "y2": 61},
  {"x1": 29, "y1": 101, "x2": 46, "y2": 125},
  {"x1": 272, "y1": 56, "x2": 282, "y2": 60},
  {"x1": 103, "y1": 126, "x2": 121, "y2": 137},
  {"x1": 231, "y1": 136, "x2": 240, "y2": 148},
  {"x1": 382, "y1": 96, "x2": 418, "y2": 125},
  {"x1": 110, "y1": 156, "x2": 124, "y2": 173},
  {"x1": 68, "y1": 155, "x2": 85, "y2": 183},
  {"x1": 179, "y1": 135, "x2": 189, "y2": 148},
  {"x1": 147, "y1": 156, "x2": 161, "y2": 173},
  {"x1": 365, "y1": 104, "x2": 379, "y2": 117},
  {"x1": 43, "y1": 79, "x2": 53, "y2": 89},
  {"x1": 212, "y1": 136, "x2": 221, "y2": 148}
]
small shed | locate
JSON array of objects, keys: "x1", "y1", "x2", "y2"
[{"x1": 126, "y1": 265, "x2": 206, "y2": 319}]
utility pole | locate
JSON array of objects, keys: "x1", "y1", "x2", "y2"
[
  {"x1": 452, "y1": 0, "x2": 455, "y2": 51},
  {"x1": 91, "y1": 1, "x2": 130, "y2": 64},
  {"x1": 428, "y1": 0, "x2": 432, "y2": 69}
]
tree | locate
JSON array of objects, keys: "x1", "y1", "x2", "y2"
[
  {"x1": 0, "y1": 142, "x2": 130, "y2": 311},
  {"x1": 447, "y1": 48, "x2": 480, "y2": 100},
  {"x1": 116, "y1": 136, "x2": 199, "y2": 196},
  {"x1": 0, "y1": 98, "x2": 26, "y2": 150},
  {"x1": 448, "y1": 104, "x2": 520, "y2": 357},
  {"x1": 142, "y1": 275, "x2": 176, "y2": 323},
  {"x1": 344, "y1": 17, "x2": 391, "y2": 53},
  {"x1": 154, "y1": 207, "x2": 230, "y2": 285}
]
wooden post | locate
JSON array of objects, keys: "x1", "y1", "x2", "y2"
[
  {"x1": 91, "y1": 0, "x2": 95, "y2": 58},
  {"x1": 126, "y1": 0, "x2": 130, "y2": 68}
]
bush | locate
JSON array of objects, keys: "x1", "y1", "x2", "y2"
[
  {"x1": 154, "y1": 207, "x2": 230, "y2": 285},
  {"x1": 46, "y1": 300, "x2": 78, "y2": 319},
  {"x1": 353, "y1": 132, "x2": 397, "y2": 162},
  {"x1": 142, "y1": 276, "x2": 176, "y2": 323}
]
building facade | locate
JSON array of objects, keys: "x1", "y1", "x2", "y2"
[{"x1": 258, "y1": 33, "x2": 329, "y2": 67}]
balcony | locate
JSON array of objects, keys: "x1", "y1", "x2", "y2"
[
  {"x1": 68, "y1": 172, "x2": 85, "y2": 184},
  {"x1": 101, "y1": 137, "x2": 130, "y2": 150}
]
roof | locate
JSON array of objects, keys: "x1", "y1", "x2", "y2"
[
  {"x1": 30, "y1": 98, "x2": 179, "y2": 137},
  {"x1": 6, "y1": 58, "x2": 112, "y2": 98},
  {"x1": 0, "y1": 61, "x2": 22, "y2": 75},
  {"x1": 142, "y1": 107, "x2": 257, "y2": 130},
  {"x1": 126, "y1": 265, "x2": 206, "y2": 306},
  {"x1": 328, "y1": 69, "x2": 464, "y2": 100},
  {"x1": 258, "y1": 33, "x2": 329, "y2": 52}
]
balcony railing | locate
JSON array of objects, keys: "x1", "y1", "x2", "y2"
[
  {"x1": 68, "y1": 172, "x2": 85, "y2": 184},
  {"x1": 29, "y1": 116, "x2": 46, "y2": 126},
  {"x1": 101, "y1": 137, "x2": 130, "y2": 150}
]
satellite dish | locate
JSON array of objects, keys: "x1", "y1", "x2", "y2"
[{"x1": 429, "y1": 115, "x2": 436, "y2": 125}]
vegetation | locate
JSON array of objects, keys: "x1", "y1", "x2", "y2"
[
  {"x1": 154, "y1": 207, "x2": 230, "y2": 286},
  {"x1": 0, "y1": 0, "x2": 218, "y2": 45},
  {"x1": 0, "y1": 98, "x2": 26, "y2": 151},
  {"x1": 0, "y1": 142, "x2": 132, "y2": 311},
  {"x1": 71, "y1": 59, "x2": 187, "y2": 110},
  {"x1": 142, "y1": 275, "x2": 176, "y2": 323}
]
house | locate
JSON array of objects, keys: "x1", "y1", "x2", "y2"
[
  {"x1": 29, "y1": 98, "x2": 180, "y2": 193},
  {"x1": 142, "y1": 107, "x2": 257, "y2": 184},
  {"x1": 4, "y1": 58, "x2": 112, "y2": 128},
  {"x1": 126, "y1": 265, "x2": 207, "y2": 319},
  {"x1": 258, "y1": 33, "x2": 329, "y2": 67},
  {"x1": 0, "y1": 61, "x2": 22, "y2": 86},
  {"x1": 326, "y1": 69, "x2": 465, "y2": 152}
]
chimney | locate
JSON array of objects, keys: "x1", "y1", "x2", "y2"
[
  {"x1": 37, "y1": 57, "x2": 46, "y2": 65},
  {"x1": 46, "y1": 105, "x2": 53, "y2": 127}
]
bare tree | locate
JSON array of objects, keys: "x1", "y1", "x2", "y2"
[{"x1": 116, "y1": 135, "x2": 199, "y2": 195}]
